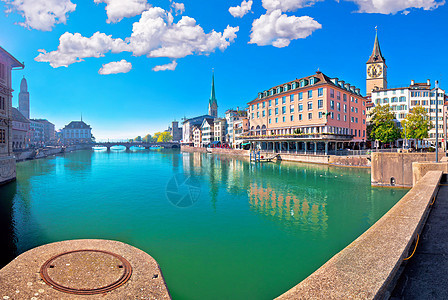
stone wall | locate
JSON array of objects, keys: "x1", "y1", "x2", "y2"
[
  {"x1": 371, "y1": 153, "x2": 444, "y2": 187},
  {"x1": 329, "y1": 155, "x2": 371, "y2": 167},
  {"x1": 412, "y1": 161, "x2": 448, "y2": 186},
  {"x1": 0, "y1": 156, "x2": 16, "y2": 186}
]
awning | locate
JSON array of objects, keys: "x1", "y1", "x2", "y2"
[
  {"x1": 241, "y1": 142, "x2": 251, "y2": 146},
  {"x1": 211, "y1": 141, "x2": 220, "y2": 145}
]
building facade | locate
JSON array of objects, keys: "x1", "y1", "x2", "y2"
[
  {"x1": 0, "y1": 46, "x2": 24, "y2": 185},
  {"x1": 200, "y1": 118, "x2": 214, "y2": 147},
  {"x1": 18, "y1": 76, "x2": 29, "y2": 119},
  {"x1": 168, "y1": 120, "x2": 182, "y2": 142},
  {"x1": 225, "y1": 109, "x2": 248, "y2": 148},
  {"x1": 366, "y1": 30, "x2": 387, "y2": 97},
  {"x1": 242, "y1": 71, "x2": 367, "y2": 153},
  {"x1": 62, "y1": 120, "x2": 93, "y2": 144},
  {"x1": 30, "y1": 120, "x2": 44, "y2": 146},
  {"x1": 11, "y1": 107, "x2": 30, "y2": 150},
  {"x1": 192, "y1": 126, "x2": 202, "y2": 148},
  {"x1": 33, "y1": 119, "x2": 55, "y2": 143},
  {"x1": 213, "y1": 118, "x2": 226, "y2": 144}
]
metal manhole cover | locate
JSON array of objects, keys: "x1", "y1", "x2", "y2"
[{"x1": 40, "y1": 249, "x2": 132, "y2": 295}]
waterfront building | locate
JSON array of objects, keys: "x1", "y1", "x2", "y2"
[
  {"x1": 29, "y1": 120, "x2": 44, "y2": 146},
  {"x1": 167, "y1": 120, "x2": 182, "y2": 142},
  {"x1": 371, "y1": 80, "x2": 446, "y2": 148},
  {"x1": 225, "y1": 109, "x2": 248, "y2": 148},
  {"x1": 233, "y1": 117, "x2": 249, "y2": 148},
  {"x1": 213, "y1": 118, "x2": 226, "y2": 144},
  {"x1": 18, "y1": 76, "x2": 29, "y2": 119},
  {"x1": 33, "y1": 119, "x2": 55, "y2": 142},
  {"x1": 200, "y1": 118, "x2": 215, "y2": 147},
  {"x1": 208, "y1": 72, "x2": 218, "y2": 118},
  {"x1": 192, "y1": 126, "x2": 202, "y2": 148},
  {"x1": 242, "y1": 71, "x2": 367, "y2": 153},
  {"x1": 11, "y1": 107, "x2": 30, "y2": 150},
  {"x1": 0, "y1": 46, "x2": 24, "y2": 185},
  {"x1": 61, "y1": 120, "x2": 93, "y2": 144}
]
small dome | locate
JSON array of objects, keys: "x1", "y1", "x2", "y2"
[{"x1": 20, "y1": 76, "x2": 28, "y2": 92}]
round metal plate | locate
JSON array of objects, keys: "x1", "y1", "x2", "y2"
[{"x1": 40, "y1": 249, "x2": 132, "y2": 295}]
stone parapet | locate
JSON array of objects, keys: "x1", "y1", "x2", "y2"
[
  {"x1": 412, "y1": 161, "x2": 448, "y2": 186},
  {"x1": 277, "y1": 171, "x2": 442, "y2": 299},
  {"x1": 0, "y1": 156, "x2": 16, "y2": 186}
]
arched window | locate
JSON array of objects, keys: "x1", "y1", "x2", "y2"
[{"x1": 261, "y1": 125, "x2": 267, "y2": 135}]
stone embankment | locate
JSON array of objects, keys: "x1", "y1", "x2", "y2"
[
  {"x1": 276, "y1": 170, "x2": 443, "y2": 299},
  {"x1": 180, "y1": 146, "x2": 370, "y2": 167},
  {"x1": 14, "y1": 145, "x2": 92, "y2": 162}
]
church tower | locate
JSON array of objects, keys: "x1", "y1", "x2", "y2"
[
  {"x1": 208, "y1": 71, "x2": 218, "y2": 118},
  {"x1": 366, "y1": 29, "x2": 387, "y2": 97},
  {"x1": 18, "y1": 76, "x2": 30, "y2": 119}
]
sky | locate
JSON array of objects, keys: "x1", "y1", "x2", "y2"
[{"x1": 1, "y1": 0, "x2": 447, "y2": 141}]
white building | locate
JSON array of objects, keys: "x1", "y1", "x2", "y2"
[
  {"x1": 200, "y1": 118, "x2": 214, "y2": 147},
  {"x1": 213, "y1": 118, "x2": 226, "y2": 145},
  {"x1": 192, "y1": 126, "x2": 202, "y2": 148},
  {"x1": 30, "y1": 120, "x2": 44, "y2": 146},
  {"x1": 371, "y1": 80, "x2": 446, "y2": 147},
  {"x1": 225, "y1": 109, "x2": 248, "y2": 148},
  {"x1": 62, "y1": 120, "x2": 93, "y2": 144}
]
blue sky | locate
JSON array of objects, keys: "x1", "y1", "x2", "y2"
[{"x1": 1, "y1": 0, "x2": 447, "y2": 140}]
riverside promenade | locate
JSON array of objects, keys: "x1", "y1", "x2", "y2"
[{"x1": 391, "y1": 174, "x2": 448, "y2": 298}]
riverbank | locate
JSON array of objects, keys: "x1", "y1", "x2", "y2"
[
  {"x1": 180, "y1": 145, "x2": 371, "y2": 168},
  {"x1": 14, "y1": 144, "x2": 92, "y2": 162}
]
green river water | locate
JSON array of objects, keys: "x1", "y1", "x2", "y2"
[{"x1": 0, "y1": 149, "x2": 408, "y2": 299}]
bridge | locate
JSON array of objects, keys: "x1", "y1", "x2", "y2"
[{"x1": 94, "y1": 142, "x2": 180, "y2": 150}]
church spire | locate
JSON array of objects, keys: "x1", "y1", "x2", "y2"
[
  {"x1": 208, "y1": 70, "x2": 218, "y2": 117},
  {"x1": 210, "y1": 70, "x2": 217, "y2": 105},
  {"x1": 367, "y1": 27, "x2": 385, "y2": 64}
]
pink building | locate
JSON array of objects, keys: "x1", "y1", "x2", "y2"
[{"x1": 241, "y1": 71, "x2": 367, "y2": 154}]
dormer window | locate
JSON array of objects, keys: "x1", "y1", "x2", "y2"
[
  {"x1": 292, "y1": 82, "x2": 298, "y2": 89},
  {"x1": 299, "y1": 80, "x2": 308, "y2": 87},
  {"x1": 309, "y1": 78, "x2": 315, "y2": 85}
]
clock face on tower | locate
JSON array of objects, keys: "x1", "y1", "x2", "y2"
[{"x1": 367, "y1": 64, "x2": 383, "y2": 78}]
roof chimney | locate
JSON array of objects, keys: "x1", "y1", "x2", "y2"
[
  {"x1": 411, "y1": 80, "x2": 415, "y2": 86},
  {"x1": 427, "y1": 79, "x2": 430, "y2": 86}
]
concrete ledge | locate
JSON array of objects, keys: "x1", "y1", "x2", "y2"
[
  {"x1": 0, "y1": 156, "x2": 16, "y2": 186},
  {"x1": 0, "y1": 239, "x2": 171, "y2": 299},
  {"x1": 277, "y1": 171, "x2": 442, "y2": 300},
  {"x1": 412, "y1": 162, "x2": 448, "y2": 186}
]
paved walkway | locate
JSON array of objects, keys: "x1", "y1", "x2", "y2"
[{"x1": 391, "y1": 175, "x2": 448, "y2": 299}]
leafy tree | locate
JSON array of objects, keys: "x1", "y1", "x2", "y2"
[
  {"x1": 128, "y1": 139, "x2": 134, "y2": 143},
  {"x1": 157, "y1": 132, "x2": 173, "y2": 142},
  {"x1": 401, "y1": 105, "x2": 433, "y2": 142},
  {"x1": 152, "y1": 132, "x2": 162, "y2": 142},
  {"x1": 143, "y1": 134, "x2": 152, "y2": 143},
  {"x1": 134, "y1": 136, "x2": 142, "y2": 142},
  {"x1": 368, "y1": 104, "x2": 401, "y2": 146},
  {"x1": 293, "y1": 128, "x2": 302, "y2": 134}
]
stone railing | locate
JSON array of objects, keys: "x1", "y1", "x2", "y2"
[{"x1": 277, "y1": 170, "x2": 443, "y2": 299}]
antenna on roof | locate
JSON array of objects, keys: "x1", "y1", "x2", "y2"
[{"x1": 81, "y1": 113, "x2": 83, "y2": 122}]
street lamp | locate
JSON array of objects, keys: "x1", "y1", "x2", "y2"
[{"x1": 434, "y1": 80, "x2": 439, "y2": 162}]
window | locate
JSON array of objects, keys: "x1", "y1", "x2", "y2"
[
  {"x1": 330, "y1": 89, "x2": 334, "y2": 98},
  {"x1": 257, "y1": 112, "x2": 259, "y2": 118},
  {"x1": 308, "y1": 113, "x2": 312, "y2": 120},
  {"x1": 275, "y1": 117, "x2": 278, "y2": 123},
  {"x1": 308, "y1": 90, "x2": 313, "y2": 98},
  {"x1": 318, "y1": 88, "x2": 323, "y2": 97},
  {"x1": 299, "y1": 114, "x2": 302, "y2": 121},
  {"x1": 319, "y1": 112, "x2": 323, "y2": 119},
  {"x1": 262, "y1": 102, "x2": 265, "y2": 108},
  {"x1": 344, "y1": 104, "x2": 347, "y2": 113},
  {"x1": 282, "y1": 106, "x2": 286, "y2": 114},
  {"x1": 282, "y1": 96, "x2": 286, "y2": 104},
  {"x1": 290, "y1": 94, "x2": 294, "y2": 102},
  {"x1": 307, "y1": 102, "x2": 313, "y2": 110},
  {"x1": 344, "y1": 115, "x2": 347, "y2": 121},
  {"x1": 355, "y1": 108, "x2": 358, "y2": 113},
  {"x1": 290, "y1": 115, "x2": 294, "y2": 121},
  {"x1": 251, "y1": 113, "x2": 254, "y2": 119},
  {"x1": 337, "y1": 114, "x2": 341, "y2": 120},
  {"x1": 290, "y1": 105, "x2": 294, "y2": 113},
  {"x1": 0, "y1": 129, "x2": 5, "y2": 144},
  {"x1": 275, "y1": 98, "x2": 278, "y2": 105},
  {"x1": 275, "y1": 107, "x2": 279, "y2": 115},
  {"x1": 330, "y1": 100, "x2": 335, "y2": 110},
  {"x1": 269, "y1": 109, "x2": 272, "y2": 116},
  {"x1": 269, "y1": 119, "x2": 271, "y2": 124},
  {"x1": 337, "y1": 102, "x2": 341, "y2": 111},
  {"x1": 298, "y1": 92, "x2": 303, "y2": 100},
  {"x1": 298, "y1": 104, "x2": 303, "y2": 112},
  {"x1": 343, "y1": 94, "x2": 347, "y2": 102},
  {"x1": 337, "y1": 91, "x2": 341, "y2": 100},
  {"x1": 251, "y1": 105, "x2": 254, "y2": 110},
  {"x1": 318, "y1": 99, "x2": 323, "y2": 109},
  {"x1": 351, "y1": 107, "x2": 354, "y2": 112},
  {"x1": 257, "y1": 103, "x2": 259, "y2": 109},
  {"x1": 392, "y1": 97, "x2": 398, "y2": 103},
  {"x1": 262, "y1": 111, "x2": 265, "y2": 117},
  {"x1": 282, "y1": 116, "x2": 286, "y2": 122},
  {"x1": 351, "y1": 116, "x2": 354, "y2": 122},
  {"x1": 269, "y1": 100, "x2": 272, "y2": 106}
]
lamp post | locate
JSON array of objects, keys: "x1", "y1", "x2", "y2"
[{"x1": 435, "y1": 80, "x2": 439, "y2": 162}]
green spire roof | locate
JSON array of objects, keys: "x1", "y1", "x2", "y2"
[{"x1": 209, "y1": 71, "x2": 217, "y2": 105}]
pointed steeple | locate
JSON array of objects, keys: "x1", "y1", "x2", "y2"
[
  {"x1": 209, "y1": 70, "x2": 217, "y2": 105},
  {"x1": 367, "y1": 27, "x2": 385, "y2": 64}
]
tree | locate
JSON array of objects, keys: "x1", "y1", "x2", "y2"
[
  {"x1": 134, "y1": 136, "x2": 142, "y2": 142},
  {"x1": 368, "y1": 104, "x2": 401, "y2": 146},
  {"x1": 157, "y1": 132, "x2": 173, "y2": 142},
  {"x1": 401, "y1": 105, "x2": 433, "y2": 143},
  {"x1": 143, "y1": 134, "x2": 152, "y2": 143},
  {"x1": 152, "y1": 132, "x2": 162, "y2": 142},
  {"x1": 293, "y1": 128, "x2": 302, "y2": 134}
]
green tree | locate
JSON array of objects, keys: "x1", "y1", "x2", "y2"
[
  {"x1": 369, "y1": 104, "x2": 401, "y2": 146},
  {"x1": 152, "y1": 132, "x2": 162, "y2": 142},
  {"x1": 157, "y1": 132, "x2": 173, "y2": 142},
  {"x1": 134, "y1": 136, "x2": 142, "y2": 142},
  {"x1": 401, "y1": 105, "x2": 433, "y2": 142},
  {"x1": 142, "y1": 134, "x2": 152, "y2": 143}
]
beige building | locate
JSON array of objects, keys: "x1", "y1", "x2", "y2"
[
  {"x1": 233, "y1": 117, "x2": 249, "y2": 148},
  {"x1": 11, "y1": 107, "x2": 30, "y2": 150},
  {"x1": 200, "y1": 118, "x2": 214, "y2": 147},
  {"x1": 0, "y1": 46, "x2": 24, "y2": 185},
  {"x1": 193, "y1": 126, "x2": 202, "y2": 148},
  {"x1": 213, "y1": 118, "x2": 226, "y2": 144}
]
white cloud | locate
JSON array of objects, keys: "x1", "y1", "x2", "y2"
[
  {"x1": 1, "y1": 0, "x2": 76, "y2": 31},
  {"x1": 99, "y1": 59, "x2": 132, "y2": 75},
  {"x1": 171, "y1": 1, "x2": 185, "y2": 15},
  {"x1": 128, "y1": 7, "x2": 239, "y2": 59},
  {"x1": 346, "y1": 0, "x2": 444, "y2": 14},
  {"x1": 262, "y1": 0, "x2": 321, "y2": 12},
  {"x1": 229, "y1": 0, "x2": 253, "y2": 17},
  {"x1": 152, "y1": 61, "x2": 177, "y2": 71},
  {"x1": 94, "y1": 0, "x2": 150, "y2": 23},
  {"x1": 35, "y1": 6, "x2": 239, "y2": 71},
  {"x1": 35, "y1": 32, "x2": 129, "y2": 67},
  {"x1": 249, "y1": 9, "x2": 321, "y2": 47}
]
